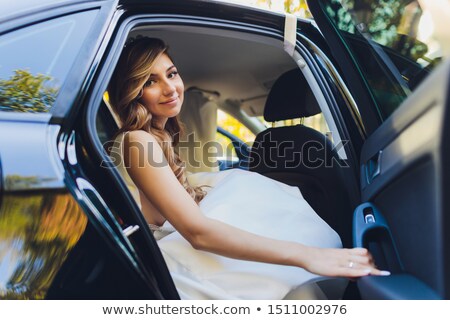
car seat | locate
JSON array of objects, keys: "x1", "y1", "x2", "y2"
[
  {"x1": 177, "y1": 89, "x2": 220, "y2": 173},
  {"x1": 249, "y1": 68, "x2": 352, "y2": 246}
]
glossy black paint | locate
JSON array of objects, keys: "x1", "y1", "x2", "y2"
[
  {"x1": 0, "y1": 0, "x2": 359, "y2": 299},
  {"x1": 0, "y1": 0, "x2": 172, "y2": 299},
  {"x1": 0, "y1": 115, "x2": 80, "y2": 298},
  {"x1": 1, "y1": 0, "x2": 445, "y2": 300}
]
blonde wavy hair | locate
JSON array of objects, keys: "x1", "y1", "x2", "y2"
[{"x1": 108, "y1": 37, "x2": 206, "y2": 203}]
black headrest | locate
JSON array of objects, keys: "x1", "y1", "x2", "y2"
[{"x1": 264, "y1": 68, "x2": 321, "y2": 122}]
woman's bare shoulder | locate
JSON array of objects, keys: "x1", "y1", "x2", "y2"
[
  {"x1": 123, "y1": 130, "x2": 166, "y2": 166},
  {"x1": 124, "y1": 130, "x2": 157, "y2": 142},
  {"x1": 123, "y1": 130, "x2": 161, "y2": 152}
]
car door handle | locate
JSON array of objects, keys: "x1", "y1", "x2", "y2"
[
  {"x1": 76, "y1": 177, "x2": 138, "y2": 240},
  {"x1": 365, "y1": 150, "x2": 382, "y2": 184},
  {"x1": 353, "y1": 202, "x2": 403, "y2": 273},
  {"x1": 353, "y1": 207, "x2": 441, "y2": 299}
]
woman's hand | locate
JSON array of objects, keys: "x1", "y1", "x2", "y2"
[{"x1": 303, "y1": 247, "x2": 390, "y2": 278}]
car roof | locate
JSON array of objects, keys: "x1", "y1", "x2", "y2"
[
  {"x1": 129, "y1": 0, "x2": 313, "y2": 29},
  {"x1": 2, "y1": 0, "x2": 107, "y2": 22}
]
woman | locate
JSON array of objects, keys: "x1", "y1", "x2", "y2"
[{"x1": 108, "y1": 37, "x2": 389, "y2": 299}]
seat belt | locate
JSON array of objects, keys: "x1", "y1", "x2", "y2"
[
  {"x1": 284, "y1": 13, "x2": 306, "y2": 69},
  {"x1": 283, "y1": 13, "x2": 297, "y2": 57}
]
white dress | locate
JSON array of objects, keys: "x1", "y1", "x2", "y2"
[{"x1": 111, "y1": 133, "x2": 345, "y2": 299}]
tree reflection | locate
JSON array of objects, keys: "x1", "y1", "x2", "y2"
[
  {"x1": 0, "y1": 191, "x2": 87, "y2": 299},
  {"x1": 5, "y1": 175, "x2": 58, "y2": 190},
  {"x1": 327, "y1": 0, "x2": 429, "y2": 61},
  {"x1": 0, "y1": 69, "x2": 58, "y2": 113},
  {"x1": 320, "y1": 0, "x2": 442, "y2": 118}
]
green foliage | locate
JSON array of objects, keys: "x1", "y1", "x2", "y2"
[
  {"x1": 4, "y1": 175, "x2": 57, "y2": 190},
  {"x1": 0, "y1": 69, "x2": 58, "y2": 113},
  {"x1": 333, "y1": 0, "x2": 426, "y2": 57},
  {"x1": 323, "y1": 0, "x2": 437, "y2": 118}
]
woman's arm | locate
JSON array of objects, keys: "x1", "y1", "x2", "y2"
[{"x1": 124, "y1": 130, "x2": 386, "y2": 278}]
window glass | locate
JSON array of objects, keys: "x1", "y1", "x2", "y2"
[
  {"x1": 0, "y1": 10, "x2": 97, "y2": 113},
  {"x1": 258, "y1": 113, "x2": 330, "y2": 134},
  {"x1": 320, "y1": 0, "x2": 444, "y2": 120},
  {"x1": 215, "y1": 131, "x2": 238, "y2": 161},
  {"x1": 217, "y1": 110, "x2": 256, "y2": 145}
]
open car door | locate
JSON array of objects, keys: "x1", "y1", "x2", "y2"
[{"x1": 308, "y1": 0, "x2": 450, "y2": 299}]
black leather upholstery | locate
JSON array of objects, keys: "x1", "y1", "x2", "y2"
[{"x1": 250, "y1": 69, "x2": 352, "y2": 246}]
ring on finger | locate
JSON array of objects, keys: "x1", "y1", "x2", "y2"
[{"x1": 348, "y1": 261, "x2": 354, "y2": 268}]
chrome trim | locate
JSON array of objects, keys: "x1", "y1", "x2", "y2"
[
  {"x1": 47, "y1": 124, "x2": 65, "y2": 180},
  {"x1": 297, "y1": 33, "x2": 366, "y2": 137}
]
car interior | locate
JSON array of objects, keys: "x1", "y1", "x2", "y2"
[
  {"x1": 91, "y1": 25, "x2": 365, "y2": 299},
  {"x1": 2, "y1": 0, "x2": 450, "y2": 301}
]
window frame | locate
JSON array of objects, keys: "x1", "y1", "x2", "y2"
[
  {"x1": 76, "y1": 10, "x2": 369, "y2": 295},
  {"x1": 0, "y1": 8, "x2": 100, "y2": 115},
  {"x1": 0, "y1": 1, "x2": 118, "y2": 120}
]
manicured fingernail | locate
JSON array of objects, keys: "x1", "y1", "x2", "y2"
[
  {"x1": 364, "y1": 269, "x2": 372, "y2": 274},
  {"x1": 379, "y1": 270, "x2": 391, "y2": 276}
]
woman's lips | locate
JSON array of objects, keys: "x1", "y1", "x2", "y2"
[{"x1": 160, "y1": 97, "x2": 178, "y2": 105}]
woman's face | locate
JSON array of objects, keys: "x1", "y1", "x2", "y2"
[{"x1": 140, "y1": 53, "x2": 184, "y2": 126}]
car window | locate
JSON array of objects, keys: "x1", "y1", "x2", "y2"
[
  {"x1": 318, "y1": 0, "x2": 444, "y2": 120},
  {"x1": 0, "y1": 10, "x2": 97, "y2": 113},
  {"x1": 257, "y1": 113, "x2": 331, "y2": 137},
  {"x1": 215, "y1": 130, "x2": 239, "y2": 161},
  {"x1": 217, "y1": 109, "x2": 256, "y2": 145}
]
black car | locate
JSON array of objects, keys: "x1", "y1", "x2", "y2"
[{"x1": 0, "y1": 0, "x2": 449, "y2": 299}]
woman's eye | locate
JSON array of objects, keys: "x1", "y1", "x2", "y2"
[
  {"x1": 168, "y1": 71, "x2": 178, "y2": 78},
  {"x1": 144, "y1": 80, "x2": 156, "y2": 87}
]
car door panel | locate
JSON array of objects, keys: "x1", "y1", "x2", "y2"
[
  {"x1": 357, "y1": 273, "x2": 440, "y2": 300},
  {"x1": 354, "y1": 59, "x2": 450, "y2": 299},
  {"x1": 307, "y1": 0, "x2": 449, "y2": 299},
  {"x1": 353, "y1": 202, "x2": 440, "y2": 299}
]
